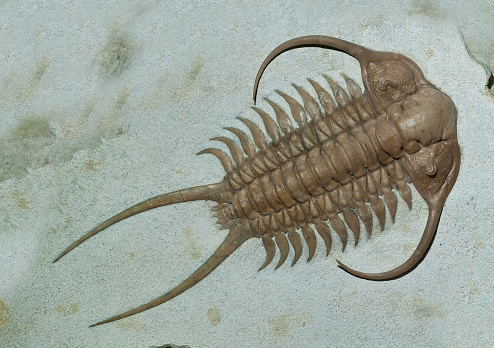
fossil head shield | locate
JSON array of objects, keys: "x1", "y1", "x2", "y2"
[
  {"x1": 253, "y1": 35, "x2": 460, "y2": 280},
  {"x1": 54, "y1": 36, "x2": 460, "y2": 327}
]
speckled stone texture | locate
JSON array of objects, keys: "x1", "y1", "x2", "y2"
[{"x1": 0, "y1": 1, "x2": 493, "y2": 347}]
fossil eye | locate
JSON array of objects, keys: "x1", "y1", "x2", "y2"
[{"x1": 379, "y1": 79, "x2": 398, "y2": 92}]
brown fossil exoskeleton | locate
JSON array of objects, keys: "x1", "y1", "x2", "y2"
[{"x1": 54, "y1": 36, "x2": 460, "y2": 327}]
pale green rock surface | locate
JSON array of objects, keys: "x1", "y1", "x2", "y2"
[{"x1": 0, "y1": 1, "x2": 493, "y2": 347}]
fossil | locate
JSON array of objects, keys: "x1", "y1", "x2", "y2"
[{"x1": 53, "y1": 36, "x2": 460, "y2": 327}]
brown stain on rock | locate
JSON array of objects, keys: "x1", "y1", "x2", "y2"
[
  {"x1": 426, "y1": 49, "x2": 434, "y2": 60},
  {"x1": 95, "y1": 26, "x2": 135, "y2": 77},
  {"x1": 56, "y1": 303, "x2": 79, "y2": 316},
  {"x1": 269, "y1": 310, "x2": 314, "y2": 339},
  {"x1": 170, "y1": 54, "x2": 205, "y2": 102},
  {"x1": 387, "y1": 293, "x2": 444, "y2": 321},
  {"x1": 469, "y1": 284, "x2": 481, "y2": 294},
  {"x1": 410, "y1": 298, "x2": 444, "y2": 321},
  {"x1": 270, "y1": 314, "x2": 291, "y2": 338},
  {"x1": 83, "y1": 159, "x2": 102, "y2": 172},
  {"x1": 111, "y1": 86, "x2": 131, "y2": 116},
  {"x1": 140, "y1": 75, "x2": 170, "y2": 110},
  {"x1": 0, "y1": 299, "x2": 10, "y2": 329},
  {"x1": 181, "y1": 227, "x2": 202, "y2": 261},
  {"x1": 403, "y1": 243, "x2": 416, "y2": 254},
  {"x1": 114, "y1": 316, "x2": 143, "y2": 332},
  {"x1": 16, "y1": 56, "x2": 50, "y2": 102},
  {"x1": 474, "y1": 239, "x2": 485, "y2": 249},
  {"x1": 208, "y1": 307, "x2": 221, "y2": 326},
  {"x1": 9, "y1": 189, "x2": 33, "y2": 210},
  {"x1": 335, "y1": 292, "x2": 444, "y2": 323}
]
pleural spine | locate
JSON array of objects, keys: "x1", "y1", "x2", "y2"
[{"x1": 198, "y1": 74, "x2": 413, "y2": 270}]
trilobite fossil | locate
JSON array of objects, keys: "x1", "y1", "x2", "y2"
[{"x1": 54, "y1": 36, "x2": 460, "y2": 327}]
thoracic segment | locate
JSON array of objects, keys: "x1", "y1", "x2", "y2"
[{"x1": 200, "y1": 74, "x2": 413, "y2": 269}]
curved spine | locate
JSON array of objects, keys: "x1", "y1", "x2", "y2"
[{"x1": 55, "y1": 36, "x2": 459, "y2": 327}]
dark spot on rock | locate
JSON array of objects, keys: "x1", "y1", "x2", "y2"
[{"x1": 486, "y1": 72, "x2": 493, "y2": 89}]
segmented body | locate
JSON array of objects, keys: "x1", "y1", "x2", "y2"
[
  {"x1": 54, "y1": 36, "x2": 460, "y2": 327},
  {"x1": 210, "y1": 75, "x2": 412, "y2": 269}
]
